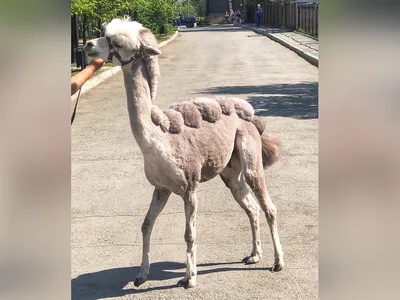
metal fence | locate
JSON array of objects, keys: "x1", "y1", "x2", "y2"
[{"x1": 262, "y1": 1, "x2": 318, "y2": 39}]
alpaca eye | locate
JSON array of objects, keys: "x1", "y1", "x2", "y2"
[{"x1": 113, "y1": 42, "x2": 122, "y2": 48}]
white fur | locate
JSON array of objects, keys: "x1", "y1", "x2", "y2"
[{"x1": 105, "y1": 18, "x2": 143, "y2": 51}]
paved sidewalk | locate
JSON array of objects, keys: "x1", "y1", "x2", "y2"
[{"x1": 242, "y1": 24, "x2": 318, "y2": 67}]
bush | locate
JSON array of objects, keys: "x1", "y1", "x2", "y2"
[
  {"x1": 136, "y1": 0, "x2": 176, "y2": 35},
  {"x1": 72, "y1": 0, "x2": 179, "y2": 38}
]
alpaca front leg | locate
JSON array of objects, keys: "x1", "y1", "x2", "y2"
[
  {"x1": 177, "y1": 192, "x2": 198, "y2": 289},
  {"x1": 134, "y1": 188, "x2": 171, "y2": 287}
]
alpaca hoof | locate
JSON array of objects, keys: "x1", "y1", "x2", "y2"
[
  {"x1": 271, "y1": 261, "x2": 284, "y2": 272},
  {"x1": 177, "y1": 277, "x2": 196, "y2": 289},
  {"x1": 242, "y1": 254, "x2": 260, "y2": 265},
  {"x1": 134, "y1": 274, "x2": 148, "y2": 287}
]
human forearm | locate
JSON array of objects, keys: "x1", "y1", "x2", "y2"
[
  {"x1": 71, "y1": 59, "x2": 104, "y2": 95},
  {"x1": 71, "y1": 67, "x2": 94, "y2": 95}
]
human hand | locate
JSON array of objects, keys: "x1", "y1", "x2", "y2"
[{"x1": 88, "y1": 58, "x2": 104, "y2": 72}]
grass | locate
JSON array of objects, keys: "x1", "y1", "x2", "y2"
[
  {"x1": 156, "y1": 34, "x2": 172, "y2": 43},
  {"x1": 295, "y1": 28, "x2": 319, "y2": 40}
]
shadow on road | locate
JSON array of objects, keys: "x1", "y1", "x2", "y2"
[
  {"x1": 199, "y1": 82, "x2": 318, "y2": 119},
  {"x1": 72, "y1": 261, "x2": 270, "y2": 299}
]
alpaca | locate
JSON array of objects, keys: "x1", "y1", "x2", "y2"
[{"x1": 83, "y1": 17, "x2": 284, "y2": 289}]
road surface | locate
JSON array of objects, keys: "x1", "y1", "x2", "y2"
[{"x1": 72, "y1": 25, "x2": 318, "y2": 300}]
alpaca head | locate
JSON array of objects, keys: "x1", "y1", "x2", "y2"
[{"x1": 83, "y1": 16, "x2": 161, "y2": 65}]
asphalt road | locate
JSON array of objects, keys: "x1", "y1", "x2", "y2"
[{"x1": 72, "y1": 25, "x2": 318, "y2": 300}]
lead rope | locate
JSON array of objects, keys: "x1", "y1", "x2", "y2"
[{"x1": 71, "y1": 87, "x2": 82, "y2": 125}]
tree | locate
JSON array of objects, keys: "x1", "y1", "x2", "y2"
[
  {"x1": 135, "y1": 0, "x2": 176, "y2": 34},
  {"x1": 71, "y1": 0, "x2": 183, "y2": 40}
]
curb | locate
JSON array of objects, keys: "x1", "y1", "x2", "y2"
[
  {"x1": 158, "y1": 30, "x2": 179, "y2": 48},
  {"x1": 241, "y1": 25, "x2": 318, "y2": 68},
  {"x1": 71, "y1": 30, "x2": 179, "y2": 106}
]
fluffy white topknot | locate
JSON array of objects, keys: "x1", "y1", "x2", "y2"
[{"x1": 105, "y1": 17, "x2": 143, "y2": 51}]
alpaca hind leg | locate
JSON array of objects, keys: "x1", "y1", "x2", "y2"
[
  {"x1": 177, "y1": 191, "x2": 198, "y2": 289},
  {"x1": 248, "y1": 176, "x2": 284, "y2": 272},
  {"x1": 134, "y1": 188, "x2": 171, "y2": 287},
  {"x1": 238, "y1": 136, "x2": 284, "y2": 272},
  {"x1": 220, "y1": 158, "x2": 262, "y2": 264}
]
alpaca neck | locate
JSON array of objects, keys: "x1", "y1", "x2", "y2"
[{"x1": 122, "y1": 59, "x2": 154, "y2": 151}]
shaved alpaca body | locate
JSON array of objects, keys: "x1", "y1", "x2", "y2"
[{"x1": 84, "y1": 17, "x2": 284, "y2": 289}]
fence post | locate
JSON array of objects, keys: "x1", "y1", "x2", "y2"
[
  {"x1": 270, "y1": 2, "x2": 272, "y2": 25},
  {"x1": 312, "y1": 5, "x2": 315, "y2": 36},
  {"x1": 283, "y1": 3, "x2": 286, "y2": 27},
  {"x1": 292, "y1": 2, "x2": 295, "y2": 29},
  {"x1": 297, "y1": 5, "x2": 299, "y2": 30},
  {"x1": 82, "y1": 14, "x2": 87, "y2": 45},
  {"x1": 263, "y1": 3, "x2": 266, "y2": 25},
  {"x1": 316, "y1": 4, "x2": 318, "y2": 37},
  {"x1": 300, "y1": 6, "x2": 302, "y2": 31},
  {"x1": 71, "y1": 14, "x2": 79, "y2": 64}
]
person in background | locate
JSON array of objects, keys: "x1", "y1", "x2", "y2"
[
  {"x1": 225, "y1": 10, "x2": 230, "y2": 23},
  {"x1": 230, "y1": 8, "x2": 235, "y2": 21},
  {"x1": 256, "y1": 4, "x2": 263, "y2": 28},
  {"x1": 71, "y1": 58, "x2": 104, "y2": 96},
  {"x1": 236, "y1": 9, "x2": 242, "y2": 24}
]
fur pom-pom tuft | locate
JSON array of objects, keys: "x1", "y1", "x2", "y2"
[
  {"x1": 261, "y1": 135, "x2": 281, "y2": 168},
  {"x1": 164, "y1": 108, "x2": 184, "y2": 133},
  {"x1": 251, "y1": 116, "x2": 266, "y2": 134},
  {"x1": 193, "y1": 98, "x2": 222, "y2": 123},
  {"x1": 170, "y1": 102, "x2": 202, "y2": 128},
  {"x1": 215, "y1": 96, "x2": 235, "y2": 115}
]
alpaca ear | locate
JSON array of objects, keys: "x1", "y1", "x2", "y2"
[
  {"x1": 142, "y1": 44, "x2": 162, "y2": 56},
  {"x1": 139, "y1": 27, "x2": 162, "y2": 56}
]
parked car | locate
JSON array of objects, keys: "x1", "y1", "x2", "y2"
[
  {"x1": 173, "y1": 15, "x2": 198, "y2": 28},
  {"x1": 184, "y1": 16, "x2": 196, "y2": 28}
]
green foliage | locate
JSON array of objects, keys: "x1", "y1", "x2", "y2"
[
  {"x1": 71, "y1": 0, "x2": 207, "y2": 38},
  {"x1": 72, "y1": 0, "x2": 186, "y2": 37},
  {"x1": 71, "y1": 0, "x2": 97, "y2": 17},
  {"x1": 136, "y1": 0, "x2": 176, "y2": 34},
  {"x1": 175, "y1": 0, "x2": 196, "y2": 17},
  {"x1": 72, "y1": 0, "x2": 139, "y2": 21},
  {"x1": 175, "y1": 0, "x2": 206, "y2": 17}
]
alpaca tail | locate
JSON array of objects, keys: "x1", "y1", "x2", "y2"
[
  {"x1": 261, "y1": 134, "x2": 281, "y2": 168},
  {"x1": 251, "y1": 116, "x2": 281, "y2": 168}
]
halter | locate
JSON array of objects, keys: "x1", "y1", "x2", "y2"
[{"x1": 106, "y1": 36, "x2": 142, "y2": 66}]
